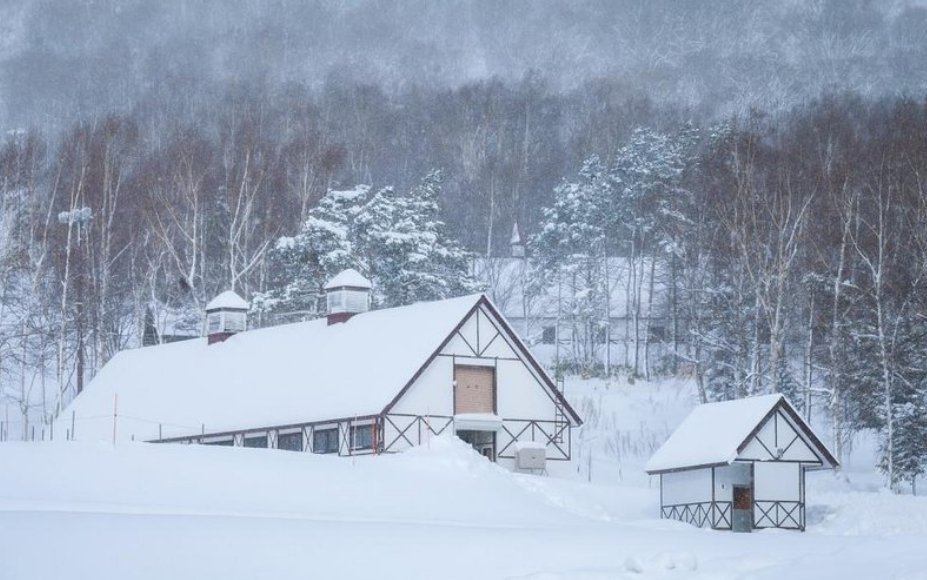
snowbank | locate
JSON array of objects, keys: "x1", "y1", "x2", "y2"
[{"x1": 7, "y1": 377, "x2": 927, "y2": 580}]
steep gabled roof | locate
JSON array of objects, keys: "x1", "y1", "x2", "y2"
[
  {"x1": 59, "y1": 294, "x2": 483, "y2": 442},
  {"x1": 645, "y1": 394, "x2": 838, "y2": 474}
]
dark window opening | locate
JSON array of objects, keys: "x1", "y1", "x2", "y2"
[
  {"x1": 541, "y1": 326, "x2": 556, "y2": 344},
  {"x1": 351, "y1": 424, "x2": 373, "y2": 450},
  {"x1": 277, "y1": 432, "x2": 303, "y2": 451},
  {"x1": 649, "y1": 325, "x2": 666, "y2": 342},
  {"x1": 313, "y1": 427, "x2": 339, "y2": 454},
  {"x1": 243, "y1": 435, "x2": 268, "y2": 448},
  {"x1": 203, "y1": 439, "x2": 233, "y2": 447}
]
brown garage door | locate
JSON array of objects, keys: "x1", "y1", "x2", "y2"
[{"x1": 454, "y1": 365, "x2": 495, "y2": 414}]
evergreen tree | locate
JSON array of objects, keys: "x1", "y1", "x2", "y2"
[
  {"x1": 359, "y1": 171, "x2": 479, "y2": 307},
  {"x1": 253, "y1": 186, "x2": 369, "y2": 316},
  {"x1": 257, "y1": 172, "x2": 478, "y2": 316}
]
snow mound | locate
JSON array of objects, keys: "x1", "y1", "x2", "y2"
[{"x1": 0, "y1": 435, "x2": 581, "y2": 528}]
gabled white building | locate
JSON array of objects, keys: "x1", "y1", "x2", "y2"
[
  {"x1": 58, "y1": 270, "x2": 582, "y2": 470},
  {"x1": 645, "y1": 394, "x2": 838, "y2": 532}
]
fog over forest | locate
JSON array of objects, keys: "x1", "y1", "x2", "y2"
[{"x1": 3, "y1": 0, "x2": 927, "y2": 128}]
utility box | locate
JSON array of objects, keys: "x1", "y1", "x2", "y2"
[{"x1": 513, "y1": 442, "x2": 546, "y2": 471}]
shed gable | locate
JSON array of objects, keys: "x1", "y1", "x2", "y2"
[{"x1": 738, "y1": 407, "x2": 820, "y2": 463}]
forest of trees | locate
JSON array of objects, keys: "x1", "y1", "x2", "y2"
[{"x1": 3, "y1": 1, "x2": 927, "y2": 489}]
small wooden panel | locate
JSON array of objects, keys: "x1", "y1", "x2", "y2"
[
  {"x1": 454, "y1": 365, "x2": 495, "y2": 414},
  {"x1": 733, "y1": 485, "x2": 752, "y2": 510}
]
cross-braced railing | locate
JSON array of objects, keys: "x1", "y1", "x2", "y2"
[
  {"x1": 661, "y1": 501, "x2": 732, "y2": 529},
  {"x1": 754, "y1": 500, "x2": 804, "y2": 530}
]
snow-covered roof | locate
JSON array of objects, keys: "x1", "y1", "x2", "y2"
[
  {"x1": 60, "y1": 294, "x2": 484, "y2": 442},
  {"x1": 205, "y1": 290, "x2": 249, "y2": 311},
  {"x1": 324, "y1": 268, "x2": 372, "y2": 290},
  {"x1": 645, "y1": 394, "x2": 801, "y2": 474}
]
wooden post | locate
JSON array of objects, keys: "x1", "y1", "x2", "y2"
[
  {"x1": 159, "y1": 424, "x2": 163, "y2": 441},
  {"x1": 112, "y1": 393, "x2": 118, "y2": 445},
  {"x1": 70, "y1": 410, "x2": 76, "y2": 441}
]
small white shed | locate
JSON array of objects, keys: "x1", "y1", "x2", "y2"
[{"x1": 645, "y1": 394, "x2": 838, "y2": 532}]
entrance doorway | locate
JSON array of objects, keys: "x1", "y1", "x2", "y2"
[
  {"x1": 732, "y1": 485, "x2": 753, "y2": 533},
  {"x1": 457, "y1": 429, "x2": 496, "y2": 461}
]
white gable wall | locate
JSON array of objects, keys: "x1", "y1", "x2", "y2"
[
  {"x1": 662, "y1": 468, "x2": 713, "y2": 506},
  {"x1": 390, "y1": 304, "x2": 560, "y2": 421},
  {"x1": 738, "y1": 409, "x2": 820, "y2": 464},
  {"x1": 388, "y1": 304, "x2": 567, "y2": 466}
]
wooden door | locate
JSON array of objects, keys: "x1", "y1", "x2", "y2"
[{"x1": 454, "y1": 366, "x2": 495, "y2": 414}]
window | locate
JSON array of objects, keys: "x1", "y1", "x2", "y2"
[
  {"x1": 206, "y1": 312, "x2": 222, "y2": 333},
  {"x1": 277, "y1": 432, "x2": 303, "y2": 452},
  {"x1": 225, "y1": 311, "x2": 246, "y2": 332},
  {"x1": 203, "y1": 438, "x2": 233, "y2": 447},
  {"x1": 313, "y1": 427, "x2": 339, "y2": 454},
  {"x1": 351, "y1": 424, "x2": 373, "y2": 450},
  {"x1": 541, "y1": 326, "x2": 556, "y2": 344},
  {"x1": 594, "y1": 326, "x2": 607, "y2": 344},
  {"x1": 344, "y1": 290, "x2": 368, "y2": 312},
  {"x1": 648, "y1": 325, "x2": 666, "y2": 343},
  {"x1": 327, "y1": 291, "x2": 344, "y2": 313},
  {"x1": 243, "y1": 434, "x2": 267, "y2": 448}
]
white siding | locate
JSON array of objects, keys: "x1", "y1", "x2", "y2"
[
  {"x1": 662, "y1": 468, "x2": 713, "y2": 506},
  {"x1": 754, "y1": 462, "x2": 800, "y2": 501}
]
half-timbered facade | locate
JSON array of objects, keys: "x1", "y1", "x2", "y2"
[
  {"x1": 645, "y1": 395, "x2": 837, "y2": 532},
  {"x1": 58, "y1": 270, "x2": 582, "y2": 470}
]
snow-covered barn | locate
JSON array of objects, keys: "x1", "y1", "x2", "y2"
[
  {"x1": 57, "y1": 269, "x2": 582, "y2": 471},
  {"x1": 645, "y1": 395, "x2": 838, "y2": 532}
]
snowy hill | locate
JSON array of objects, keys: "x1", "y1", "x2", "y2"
[{"x1": 3, "y1": 378, "x2": 927, "y2": 579}]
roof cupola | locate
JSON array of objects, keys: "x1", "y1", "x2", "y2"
[
  {"x1": 204, "y1": 290, "x2": 249, "y2": 344},
  {"x1": 324, "y1": 268, "x2": 372, "y2": 325}
]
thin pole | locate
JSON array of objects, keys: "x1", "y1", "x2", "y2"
[
  {"x1": 112, "y1": 394, "x2": 118, "y2": 445},
  {"x1": 71, "y1": 411, "x2": 76, "y2": 441}
]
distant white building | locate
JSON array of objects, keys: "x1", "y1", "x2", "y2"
[
  {"x1": 58, "y1": 269, "x2": 582, "y2": 471},
  {"x1": 645, "y1": 394, "x2": 838, "y2": 532},
  {"x1": 471, "y1": 225, "x2": 678, "y2": 373}
]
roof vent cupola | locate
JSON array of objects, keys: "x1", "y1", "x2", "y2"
[
  {"x1": 204, "y1": 290, "x2": 249, "y2": 345},
  {"x1": 324, "y1": 269, "x2": 372, "y2": 325}
]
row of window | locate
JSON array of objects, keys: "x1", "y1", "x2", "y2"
[
  {"x1": 539, "y1": 325, "x2": 669, "y2": 344},
  {"x1": 201, "y1": 424, "x2": 374, "y2": 453}
]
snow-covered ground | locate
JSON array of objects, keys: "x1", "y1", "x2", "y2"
[{"x1": 2, "y1": 377, "x2": 927, "y2": 579}]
